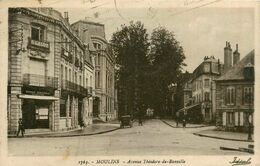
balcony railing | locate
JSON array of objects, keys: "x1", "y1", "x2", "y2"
[
  {"x1": 61, "y1": 47, "x2": 73, "y2": 63},
  {"x1": 23, "y1": 74, "x2": 58, "y2": 89},
  {"x1": 61, "y1": 80, "x2": 87, "y2": 96},
  {"x1": 28, "y1": 37, "x2": 50, "y2": 53},
  {"x1": 86, "y1": 86, "x2": 93, "y2": 97}
]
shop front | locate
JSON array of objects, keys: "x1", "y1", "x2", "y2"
[{"x1": 20, "y1": 86, "x2": 58, "y2": 130}]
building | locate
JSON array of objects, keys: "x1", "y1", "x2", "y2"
[
  {"x1": 215, "y1": 50, "x2": 254, "y2": 132},
  {"x1": 71, "y1": 20, "x2": 117, "y2": 121},
  {"x1": 8, "y1": 8, "x2": 94, "y2": 134},
  {"x1": 178, "y1": 56, "x2": 223, "y2": 123}
]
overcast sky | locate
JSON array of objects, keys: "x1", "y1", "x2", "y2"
[{"x1": 55, "y1": 0, "x2": 254, "y2": 72}]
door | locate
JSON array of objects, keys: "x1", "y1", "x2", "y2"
[{"x1": 22, "y1": 99, "x2": 36, "y2": 129}]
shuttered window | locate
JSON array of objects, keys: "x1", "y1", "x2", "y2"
[
  {"x1": 240, "y1": 112, "x2": 244, "y2": 126},
  {"x1": 222, "y1": 112, "x2": 226, "y2": 126},
  {"x1": 235, "y1": 112, "x2": 239, "y2": 126}
]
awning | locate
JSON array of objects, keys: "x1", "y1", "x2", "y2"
[
  {"x1": 19, "y1": 94, "x2": 59, "y2": 100},
  {"x1": 178, "y1": 103, "x2": 200, "y2": 112}
]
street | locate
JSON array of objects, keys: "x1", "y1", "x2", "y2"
[{"x1": 8, "y1": 119, "x2": 251, "y2": 156}]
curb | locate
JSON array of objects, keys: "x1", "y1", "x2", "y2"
[
  {"x1": 193, "y1": 133, "x2": 254, "y2": 142},
  {"x1": 8, "y1": 127, "x2": 120, "y2": 138},
  {"x1": 161, "y1": 119, "x2": 210, "y2": 128}
]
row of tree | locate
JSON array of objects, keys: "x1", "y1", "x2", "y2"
[{"x1": 110, "y1": 21, "x2": 186, "y2": 118}]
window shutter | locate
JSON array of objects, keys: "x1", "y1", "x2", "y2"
[
  {"x1": 242, "y1": 87, "x2": 244, "y2": 105},
  {"x1": 233, "y1": 88, "x2": 236, "y2": 105},
  {"x1": 222, "y1": 112, "x2": 226, "y2": 126},
  {"x1": 240, "y1": 112, "x2": 244, "y2": 126},
  {"x1": 225, "y1": 88, "x2": 227, "y2": 105},
  {"x1": 235, "y1": 112, "x2": 238, "y2": 126}
]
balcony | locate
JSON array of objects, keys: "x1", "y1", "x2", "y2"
[
  {"x1": 61, "y1": 80, "x2": 87, "y2": 97},
  {"x1": 61, "y1": 47, "x2": 73, "y2": 63},
  {"x1": 86, "y1": 86, "x2": 93, "y2": 97},
  {"x1": 23, "y1": 74, "x2": 58, "y2": 89},
  {"x1": 28, "y1": 37, "x2": 50, "y2": 53}
]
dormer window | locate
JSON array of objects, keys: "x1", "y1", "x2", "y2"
[{"x1": 31, "y1": 24, "x2": 45, "y2": 41}]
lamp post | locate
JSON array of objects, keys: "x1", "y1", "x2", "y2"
[
  {"x1": 248, "y1": 113, "x2": 252, "y2": 141},
  {"x1": 169, "y1": 83, "x2": 177, "y2": 118},
  {"x1": 246, "y1": 92, "x2": 253, "y2": 141}
]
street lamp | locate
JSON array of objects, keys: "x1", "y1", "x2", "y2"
[
  {"x1": 248, "y1": 113, "x2": 252, "y2": 141},
  {"x1": 168, "y1": 83, "x2": 177, "y2": 118}
]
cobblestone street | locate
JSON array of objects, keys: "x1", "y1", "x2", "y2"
[{"x1": 8, "y1": 119, "x2": 252, "y2": 156}]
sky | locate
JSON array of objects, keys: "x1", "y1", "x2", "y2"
[{"x1": 55, "y1": 0, "x2": 254, "y2": 72}]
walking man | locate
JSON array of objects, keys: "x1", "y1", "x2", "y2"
[
  {"x1": 138, "y1": 108, "x2": 143, "y2": 126},
  {"x1": 17, "y1": 118, "x2": 25, "y2": 137}
]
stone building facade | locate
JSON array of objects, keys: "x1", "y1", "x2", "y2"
[
  {"x1": 178, "y1": 56, "x2": 222, "y2": 123},
  {"x1": 8, "y1": 8, "x2": 94, "y2": 134},
  {"x1": 71, "y1": 20, "x2": 117, "y2": 121},
  {"x1": 215, "y1": 50, "x2": 254, "y2": 132}
]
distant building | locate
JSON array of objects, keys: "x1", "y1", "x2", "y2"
[
  {"x1": 215, "y1": 50, "x2": 254, "y2": 132},
  {"x1": 8, "y1": 8, "x2": 93, "y2": 134},
  {"x1": 178, "y1": 54, "x2": 225, "y2": 123},
  {"x1": 71, "y1": 20, "x2": 117, "y2": 121}
]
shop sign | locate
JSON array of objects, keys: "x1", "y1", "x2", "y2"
[{"x1": 22, "y1": 86, "x2": 54, "y2": 96}]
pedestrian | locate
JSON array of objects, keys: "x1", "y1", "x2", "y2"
[
  {"x1": 79, "y1": 118, "x2": 85, "y2": 130},
  {"x1": 138, "y1": 108, "x2": 143, "y2": 126},
  {"x1": 182, "y1": 119, "x2": 186, "y2": 128},
  {"x1": 17, "y1": 118, "x2": 25, "y2": 137},
  {"x1": 176, "y1": 112, "x2": 179, "y2": 127}
]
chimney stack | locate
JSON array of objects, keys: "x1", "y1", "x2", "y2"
[
  {"x1": 233, "y1": 44, "x2": 240, "y2": 65},
  {"x1": 64, "y1": 12, "x2": 69, "y2": 23},
  {"x1": 224, "y1": 41, "x2": 232, "y2": 71}
]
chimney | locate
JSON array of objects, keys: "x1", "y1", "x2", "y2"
[
  {"x1": 224, "y1": 41, "x2": 232, "y2": 71},
  {"x1": 233, "y1": 44, "x2": 240, "y2": 65},
  {"x1": 64, "y1": 12, "x2": 69, "y2": 23}
]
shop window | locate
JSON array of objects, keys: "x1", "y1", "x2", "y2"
[
  {"x1": 31, "y1": 24, "x2": 45, "y2": 41},
  {"x1": 226, "y1": 112, "x2": 234, "y2": 125}
]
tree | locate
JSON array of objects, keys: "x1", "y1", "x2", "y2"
[
  {"x1": 110, "y1": 21, "x2": 149, "y2": 117},
  {"x1": 147, "y1": 27, "x2": 186, "y2": 117}
]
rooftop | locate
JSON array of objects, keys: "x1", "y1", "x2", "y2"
[{"x1": 216, "y1": 50, "x2": 254, "y2": 81}]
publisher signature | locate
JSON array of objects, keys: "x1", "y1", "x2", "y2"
[{"x1": 229, "y1": 157, "x2": 251, "y2": 166}]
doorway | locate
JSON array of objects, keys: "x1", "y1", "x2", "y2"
[{"x1": 22, "y1": 99, "x2": 50, "y2": 129}]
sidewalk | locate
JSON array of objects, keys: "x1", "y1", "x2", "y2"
[
  {"x1": 9, "y1": 123, "x2": 120, "y2": 138},
  {"x1": 194, "y1": 128, "x2": 254, "y2": 142},
  {"x1": 161, "y1": 119, "x2": 209, "y2": 128}
]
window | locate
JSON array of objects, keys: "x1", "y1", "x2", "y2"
[
  {"x1": 69, "y1": 69, "x2": 71, "y2": 82},
  {"x1": 75, "y1": 72, "x2": 77, "y2": 84},
  {"x1": 90, "y1": 76, "x2": 92, "y2": 87},
  {"x1": 61, "y1": 34, "x2": 64, "y2": 48},
  {"x1": 226, "y1": 87, "x2": 235, "y2": 105},
  {"x1": 226, "y1": 112, "x2": 234, "y2": 125},
  {"x1": 65, "y1": 67, "x2": 68, "y2": 81},
  {"x1": 204, "y1": 79, "x2": 210, "y2": 88},
  {"x1": 244, "y1": 87, "x2": 253, "y2": 105},
  {"x1": 94, "y1": 43, "x2": 101, "y2": 50},
  {"x1": 31, "y1": 25, "x2": 44, "y2": 41},
  {"x1": 86, "y1": 78, "x2": 88, "y2": 87},
  {"x1": 60, "y1": 64, "x2": 63, "y2": 79},
  {"x1": 204, "y1": 92, "x2": 210, "y2": 101},
  {"x1": 97, "y1": 53, "x2": 101, "y2": 65},
  {"x1": 60, "y1": 99, "x2": 66, "y2": 117},
  {"x1": 95, "y1": 71, "x2": 100, "y2": 88}
]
